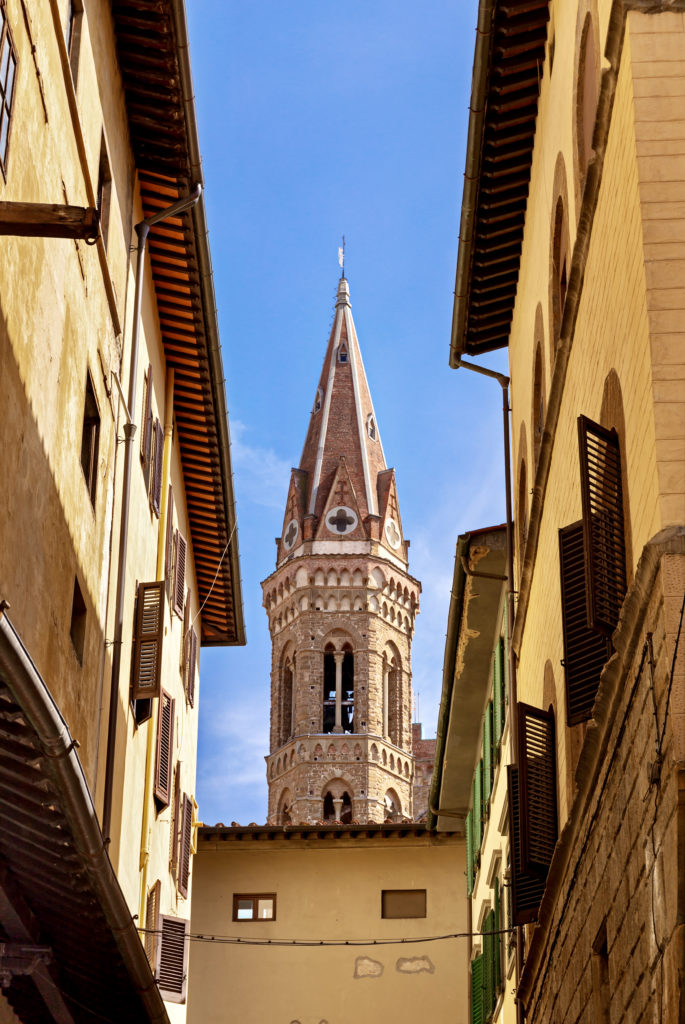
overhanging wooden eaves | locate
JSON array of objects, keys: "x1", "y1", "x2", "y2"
[
  {"x1": 111, "y1": 0, "x2": 245, "y2": 646},
  {"x1": 451, "y1": 0, "x2": 550, "y2": 362}
]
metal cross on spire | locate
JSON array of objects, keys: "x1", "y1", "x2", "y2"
[{"x1": 337, "y1": 235, "x2": 346, "y2": 278}]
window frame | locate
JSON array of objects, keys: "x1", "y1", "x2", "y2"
[
  {"x1": 79, "y1": 370, "x2": 100, "y2": 507},
  {"x1": 0, "y1": 4, "x2": 18, "y2": 181},
  {"x1": 381, "y1": 889, "x2": 427, "y2": 920},
  {"x1": 232, "y1": 893, "x2": 277, "y2": 922}
]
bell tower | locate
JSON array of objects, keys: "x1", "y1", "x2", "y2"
[{"x1": 262, "y1": 276, "x2": 420, "y2": 825}]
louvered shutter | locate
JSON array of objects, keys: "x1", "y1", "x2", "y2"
[
  {"x1": 144, "y1": 879, "x2": 160, "y2": 969},
  {"x1": 483, "y1": 703, "x2": 493, "y2": 805},
  {"x1": 187, "y1": 627, "x2": 197, "y2": 708},
  {"x1": 141, "y1": 365, "x2": 153, "y2": 488},
  {"x1": 178, "y1": 794, "x2": 193, "y2": 898},
  {"x1": 559, "y1": 522, "x2": 611, "y2": 724},
  {"x1": 493, "y1": 877, "x2": 502, "y2": 993},
  {"x1": 482, "y1": 910, "x2": 495, "y2": 1018},
  {"x1": 465, "y1": 809, "x2": 474, "y2": 896},
  {"x1": 493, "y1": 638, "x2": 504, "y2": 747},
  {"x1": 170, "y1": 767, "x2": 180, "y2": 880},
  {"x1": 151, "y1": 418, "x2": 164, "y2": 516},
  {"x1": 519, "y1": 702, "x2": 558, "y2": 877},
  {"x1": 173, "y1": 531, "x2": 186, "y2": 617},
  {"x1": 131, "y1": 581, "x2": 164, "y2": 699},
  {"x1": 471, "y1": 954, "x2": 484, "y2": 1024},
  {"x1": 154, "y1": 690, "x2": 174, "y2": 806},
  {"x1": 508, "y1": 765, "x2": 546, "y2": 925},
  {"x1": 156, "y1": 915, "x2": 189, "y2": 1003},
  {"x1": 473, "y1": 762, "x2": 482, "y2": 851},
  {"x1": 578, "y1": 415, "x2": 627, "y2": 635}
]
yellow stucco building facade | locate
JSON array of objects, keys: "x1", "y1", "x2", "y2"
[
  {"x1": 0, "y1": 1, "x2": 243, "y2": 1021},
  {"x1": 449, "y1": 0, "x2": 685, "y2": 1020}
]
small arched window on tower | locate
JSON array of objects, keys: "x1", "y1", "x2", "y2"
[
  {"x1": 341, "y1": 644, "x2": 354, "y2": 732},
  {"x1": 338, "y1": 343, "x2": 348, "y2": 363},
  {"x1": 314, "y1": 387, "x2": 323, "y2": 414},
  {"x1": 366, "y1": 414, "x2": 377, "y2": 441},
  {"x1": 322, "y1": 642, "x2": 354, "y2": 733},
  {"x1": 323, "y1": 789, "x2": 352, "y2": 823},
  {"x1": 552, "y1": 196, "x2": 569, "y2": 351},
  {"x1": 323, "y1": 644, "x2": 336, "y2": 733}
]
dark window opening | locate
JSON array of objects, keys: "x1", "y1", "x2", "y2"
[
  {"x1": 80, "y1": 372, "x2": 100, "y2": 506},
  {"x1": 323, "y1": 646, "x2": 336, "y2": 733},
  {"x1": 341, "y1": 648, "x2": 354, "y2": 732},
  {"x1": 70, "y1": 577, "x2": 87, "y2": 663},
  {"x1": 281, "y1": 662, "x2": 293, "y2": 745},
  {"x1": 65, "y1": 0, "x2": 83, "y2": 87},
  {"x1": 577, "y1": 15, "x2": 598, "y2": 184},
  {"x1": 323, "y1": 791, "x2": 334, "y2": 820},
  {"x1": 338, "y1": 344, "x2": 348, "y2": 363},
  {"x1": 592, "y1": 920, "x2": 610, "y2": 1023},
  {"x1": 552, "y1": 197, "x2": 568, "y2": 349},
  {"x1": 381, "y1": 890, "x2": 426, "y2": 919},
  {"x1": 97, "y1": 136, "x2": 112, "y2": 251},
  {"x1": 323, "y1": 790, "x2": 352, "y2": 823},
  {"x1": 0, "y1": 8, "x2": 17, "y2": 179}
]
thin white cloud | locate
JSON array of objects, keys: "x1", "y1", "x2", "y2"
[{"x1": 230, "y1": 420, "x2": 292, "y2": 510}]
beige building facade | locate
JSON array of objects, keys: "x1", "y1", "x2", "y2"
[
  {"x1": 0, "y1": 1, "x2": 243, "y2": 1020},
  {"x1": 451, "y1": 0, "x2": 685, "y2": 1021},
  {"x1": 188, "y1": 823, "x2": 465, "y2": 1024}
]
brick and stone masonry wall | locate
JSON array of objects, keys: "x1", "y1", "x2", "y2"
[{"x1": 521, "y1": 541, "x2": 685, "y2": 1024}]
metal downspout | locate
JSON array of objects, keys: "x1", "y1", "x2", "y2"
[
  {"x1": 455, "y1": 356, "x2": 524, "y2": 1024},
  {"x1": 102, "y1": 186, "x2": 201, "y2": 843}
]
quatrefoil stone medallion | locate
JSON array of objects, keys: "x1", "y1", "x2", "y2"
[{"x1": 325, "y1": 506, "x2": 358, "y2": 536}]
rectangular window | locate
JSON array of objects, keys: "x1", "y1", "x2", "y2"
[
  {"x1": 64, "y1": 0, "x2": 83, "y2": 87},
  {"x1": 507, "y1": 764, "x2": 547, "y2": 926},
  {"x1": 130, "y1": 581, "x2": 164, "y2": 700},
  {"x1": 518, "y1": 702, "x2": 558, "y2": 877},
  {"x1": 165, "y1": 485, "x2": 175, "y2": 591},
  {"x1": 178, "y1": 793, "x2": 193, "y2": 898},
  {"x1": 80, "y1": 371, "x2": 100, "y2": 506},
  {"x1": 381, "y1": 889, "x2": 426, "y2": 919},
  {"x1": 151, "y1": 417, "x2": 164, "y2": 517},
  {"x1": 70, "y1": 576, "x2": 87, "y2": 663},
  {"x1": 232, "y1": 894, "x2": 276, "y2": 922},
  {"x1": 0, "y1": 6, "x2": 17, "y2": 179},
  {"x1": 154, "y1": 689, "x2": 174, "y2": 808},
  {"x1": 144, "y1": 879, "x2": 160, "y2": 969},
  {"x1": 140, "y1": 365, "x2": 153, "y2": 489},
  {"x1": 96, "y1": 135, "x2": 112, "y2": 251},
  {"x1": 172, "y1": 531, "x2": 187, "y2": 617}
]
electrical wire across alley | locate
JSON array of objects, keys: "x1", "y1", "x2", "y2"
[{"x1": 138, "y1": 926, "x2": 515, "y2": 948}]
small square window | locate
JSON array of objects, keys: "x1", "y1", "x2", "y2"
[
  {"x1": 232, "y1": 894, "x2": 276, "y2": 922},
  {"x1": 381, "y1": 889, "x2": 426, "y2": 919}
]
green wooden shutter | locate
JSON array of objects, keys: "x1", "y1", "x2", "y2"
[
  {"x1": 483, "y1": 703, "x2": 493, "y2": 805},
  {"x1": 473, "y1": 762, "x2": 482, "y2": 851},
  {"x1": 466, "y1": 810, "x2": 474, "y2": 896},
  {"x1": 471, "y1": 954, "x2": 484, "y2": 1024},
  {"x1": 493, "y1": 638, "x2": 504, "y2": 747},
  {"x1": 482, "y1": 910, "x2": 495, "y2": 1019},
  {"x1": 494, "y1": 878, "x2": 502, "y2": 994}
]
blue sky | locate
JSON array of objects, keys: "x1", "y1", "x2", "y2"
[{"x1": 187, "y1": 1, "x2": 508, "y2": 826}]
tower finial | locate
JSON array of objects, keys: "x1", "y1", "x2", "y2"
[{"x1": 337, "y1": 235, "x2": 346, "y2": 279}]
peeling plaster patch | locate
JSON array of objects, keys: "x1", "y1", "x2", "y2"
[
  {"x1": 396, "y1": 956, "x2": 435, "y2": 974},
  {"x1": 354, "y1": 956, "x2": 384, "y2": 978}
]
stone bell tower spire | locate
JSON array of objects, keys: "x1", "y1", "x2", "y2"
[{"x1": 262, "y1": 275, "x2": 421, "y2": 825}]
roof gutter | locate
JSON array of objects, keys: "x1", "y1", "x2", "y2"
[
  {"x1": 169, "y1": 0, "x2": 246, "y2": 647},
  {"x1": 450, "y1": 0, "x2": 496, "y2": 368},
  {"x1": 0, "y1": 610, "x2": 169, "y2": 1024}
]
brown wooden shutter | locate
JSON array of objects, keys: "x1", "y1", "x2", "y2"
[
  {"x1": 578, "y1": 415, "x2": 627, "y2": 635},
  {"x1": 165, "y1": 485, "x2": 175, "y2": 586},
  {"x1": 156, "y1": 915, "x2": 189, "y2": 1003},
  {"x1": 141, "y1": 364, "x2": 153, "y2": 487},
  {"x1": 178, "y1": 794, "x2": 193, "y2": 898},
  {"x1": 131, "y1": 581, "x2": 164, "y2": 699},
  {"x1": 187, "y1": 627, "x2": 197, "y2": 708},
  {"x1": 507, "y1": 765, "x2": 546, "y2": 925},
  {"x1": 144, "y1": 879, "x2": 160, "y2": 969},
  {"x1": 173, "y1": 531, "x2": 186, "y2": 617},
  {"x1": 151, "y1": 418, "x2": 164, "y2": 517},
  {"x1": 170, "y1": 766, "x2": 180, "y2": 880},
  {"x1": 154, "y1": 690, "x2": 174, "y2": 806},
  {"x1": 559, "y1": 522, "x2": 611, "y2": 725},
  {"x1": 518, "y1": 703, "x2": 558, "y2": 877}
]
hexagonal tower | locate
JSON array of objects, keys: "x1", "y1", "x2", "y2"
[{"x1": 262, "y1": 275, "x2": 421, "y2": 825}]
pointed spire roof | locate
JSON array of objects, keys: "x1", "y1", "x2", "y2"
[{"x1": 298, "y1": 276, "x2": 388, "y2": 522}]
